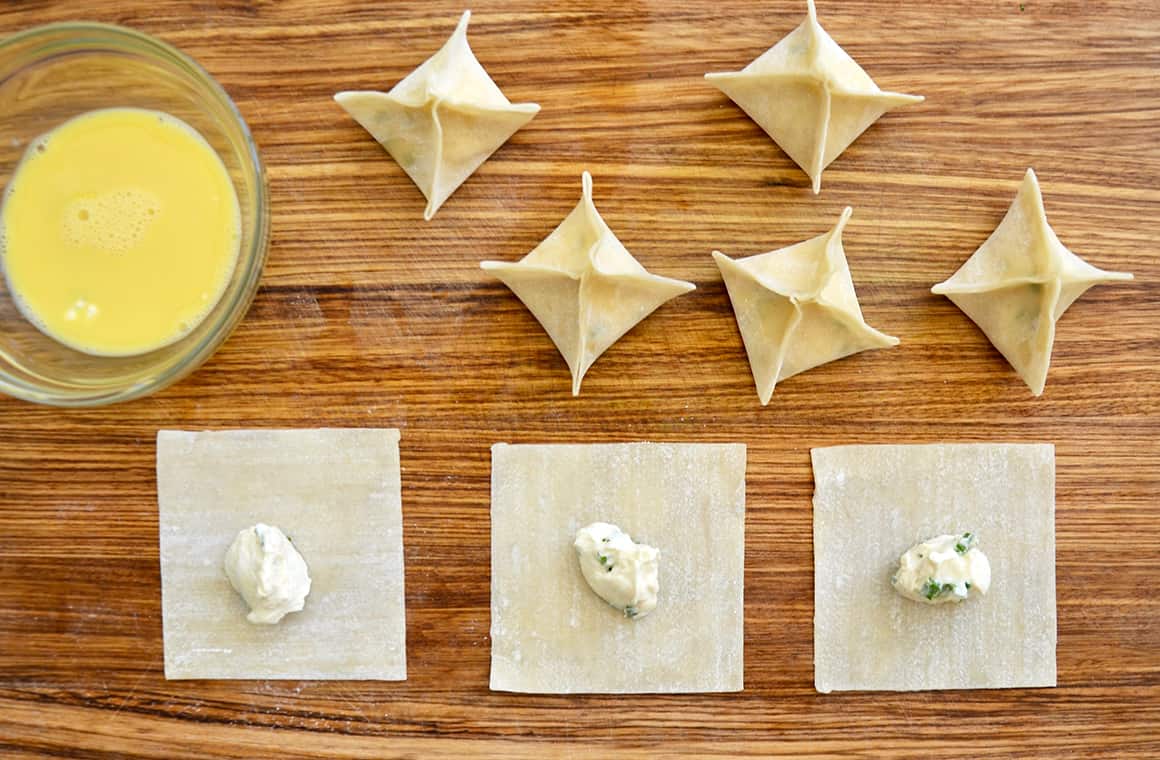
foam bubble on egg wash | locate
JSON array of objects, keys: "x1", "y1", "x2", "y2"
[{"x1": 63, "y1": 189, "x2": 161, "y2": 253}]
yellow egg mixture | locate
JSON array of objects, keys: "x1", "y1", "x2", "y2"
[{"x1": 1, "y1": 107, "x2": 241, "y2": 356}]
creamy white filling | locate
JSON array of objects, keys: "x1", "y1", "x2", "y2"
[
  {"x1": 573, "y1": 522, "x2": 659, "y2": 619},
  {"x1": 892, "y1": 532, "x2": 990, "y2": 604},
  {"x1": 223, "y1": 523, "x2": 312, "y2": 624}
]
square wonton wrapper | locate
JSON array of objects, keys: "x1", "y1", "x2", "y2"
[
  {"x1": 490, "y1": 442, "x2": 746, "y2": 693},
  {"x1": 812, "y1": 443, "x2": 1056, "y2": 693},
  {"x1": 157, "y1": 429, "x2": 406, "y2": 680}
]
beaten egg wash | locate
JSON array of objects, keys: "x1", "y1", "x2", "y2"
[{"x1": 1, "y1": 107, "x2": 241, "y2": 356}]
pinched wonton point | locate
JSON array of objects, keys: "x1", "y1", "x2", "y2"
[
  {"x1": 482, "y1": 172, "x2": 695, "y2": 396},
  {"x1": 335, "y1": 11, "x2": 540, "y2": 220},
  {"x1": 705, "y1": 0, "x2": 922, "y2": 194},
  {"x1": 932, "y1": 169, "x2": 1133, "y2": 396},
  {"x1": 714, "y1": 207, "x2": 898, "y2": 405}
]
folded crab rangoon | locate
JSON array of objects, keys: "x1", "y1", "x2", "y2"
[
  {"x1": 714, "y1": 207, "x2": 898, "y2": 404},
  {"x1": 706, "y1": 0, "x2": 922, "y2": 193},
  {"x1": 335, "y1": 11, "x2": 540, "y2": 220},
  {"x1": 933, "y1": 169, "x2": 1133, "y2": 395},
  {"x1": 482, "y1": 172, "x2": 695, "y2": 396}
]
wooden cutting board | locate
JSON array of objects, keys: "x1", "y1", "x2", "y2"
[{"x1": 1, "y1": 1, "x2": 1156, "y2": 757}]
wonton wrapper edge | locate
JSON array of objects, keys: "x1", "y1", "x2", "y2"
[
  {"x1": 335, "y1": 11, "x2": 540, "y2": 219},
  {"x1": 482, "y1": 172, "x2": 695, "y2": 395},
  {"x1": 932, "y1": 169, "x2": 1133, "y2": 395},
  {"x1": 489, "y1": 442, "x2": 746, "y2": 693},
  {"x1": 713, "y1": 206, "x2": 899, "y2": 404},
  {"x1": 157, "y1": 428, "x2": 407, "y2": 680},
  {"x1": 812, "y1": 442, "x2": 1056, "y2": 693},
  {"x1": 705, "y1": 0, "x2": 923, "y2": 193}
]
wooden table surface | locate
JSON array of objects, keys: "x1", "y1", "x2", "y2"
[{"x1": 1, "y1": 1, "x2": 1157, "y2": 757}]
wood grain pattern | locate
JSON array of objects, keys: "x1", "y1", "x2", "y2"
[{"x1": 0, "y1": 1, "x2": 1157, "y2": 757}]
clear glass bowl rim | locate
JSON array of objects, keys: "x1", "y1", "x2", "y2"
[{"x1": 0, "y1": 21, "x2": 270, "y2": 407}]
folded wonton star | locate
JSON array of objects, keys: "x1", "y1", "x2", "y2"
[
  {"x1": 482, "y1": 172, "x2": 696, "y2": 396},
  {"x1": 713, "y1": 207, "x2": 899, "y2": 405},
  {"x1": 335, "y1": 11, "x2": 540, "y2": 220},
  {"x1": 932, "y1": 169, "x2": 1133, "y2": 396},
  {"x1": 705, "y1": 0, "x2": 923, "y2": 194}
]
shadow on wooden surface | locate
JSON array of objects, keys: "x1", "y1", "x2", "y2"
[{"x1": 0, "y1": 1, "x2": 1157, "y2": 757}]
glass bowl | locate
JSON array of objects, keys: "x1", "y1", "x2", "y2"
[{"x1": 0, "y1": 22, "x2": 269, "y2": 406}]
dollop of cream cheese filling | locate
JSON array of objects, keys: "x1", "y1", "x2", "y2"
[
  {"x1": 573, "y1": 522, "x2": 659, "y2": 619},
  {"x1": 892, "y1": 532, "x2": 990, "y2": 604},
  {"x1": 223, "y1": 523, "x2": 312, "y2": 624},
  {"x1": 890, "y1": 531, "x2": 992, "y2": 603}
]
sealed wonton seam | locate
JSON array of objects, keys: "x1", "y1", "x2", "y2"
[
  {"x1": 705, "y1": 0, "x2": 922, "y2": 193},
  {"x1": 481, "y1": 172, "x2": 695, "y2": 396},
  {"x1": 932, "y1": 169, "x2": 1133, "y2": 395},
  {"x1": 713, "y1": 206, "x2": 898, "y2": 405},
  {"x1": 335, "y1": 11, "x2": 540, "y2": 219}
]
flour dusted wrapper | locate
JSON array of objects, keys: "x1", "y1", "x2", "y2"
[
  {"x1": 812, "y1": 443, "x2": 1057, "y2": 693},
  {"x1": 932, "y1": 169, "x2": 1133, "y2": 395},
  {"x1": 157, "y1": 429, "x2": 406, "y2": 680},
  {"x1": 335, "y1": 11, "x2": 540, "y2": 219},
  {"x1": 705, "y1": 0, "x2": 922, "y2": 193},
  {"x1": 490, "y1": 442, "x2": 746, "y2": 694},
  {"x1": 482, "y1": 172, "x2": 695, "y2": 395},
  {"x1": 714, "y1": 207, "x2": 898, "y2": 404}
]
